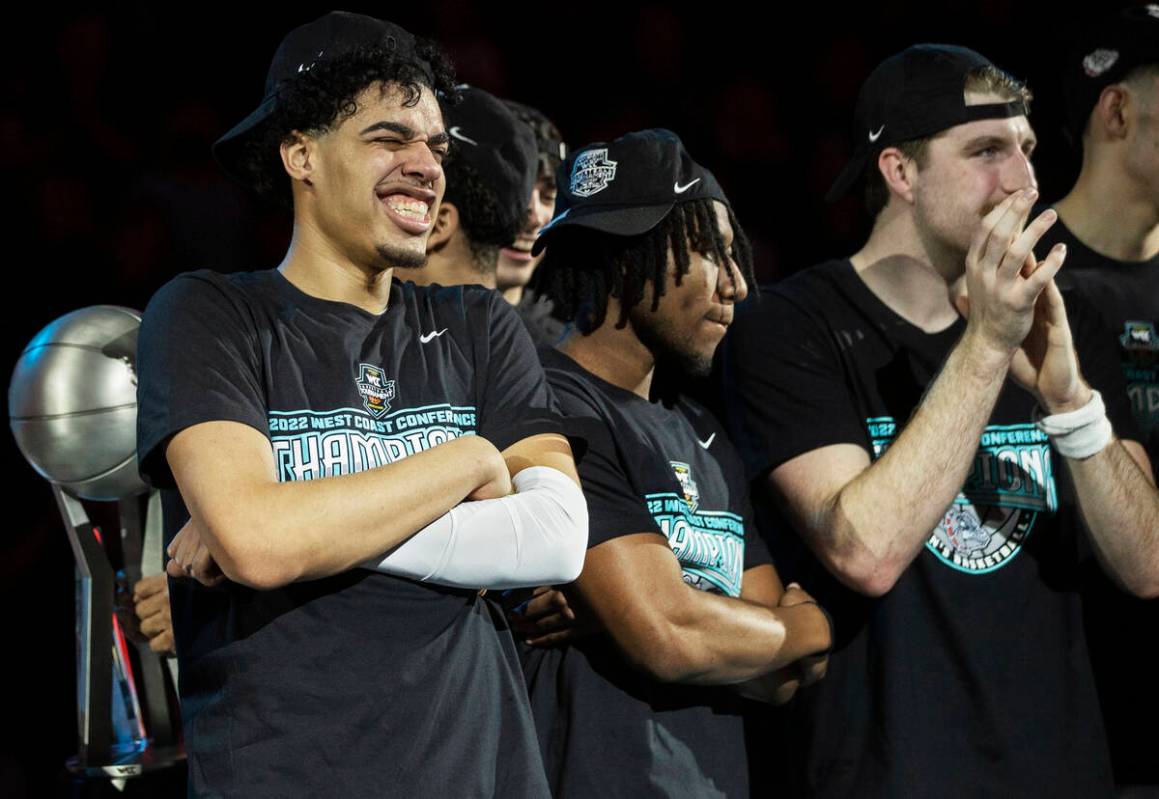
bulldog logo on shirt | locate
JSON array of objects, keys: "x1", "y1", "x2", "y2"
[
  {"x1": 355, "y1": 363, "x2": 396, "y2": 418},
  {"x1": 867, "y1": 417, "x2": 1058, "y2": 574}
]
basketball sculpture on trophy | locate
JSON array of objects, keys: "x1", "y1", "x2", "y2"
[{"x1": 8, "y1": 305, "x2": 182, "y2": 779}]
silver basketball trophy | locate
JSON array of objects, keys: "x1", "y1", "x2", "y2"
[{"x1": 9, "y1": 306, "x2": 182, "y2": 780}]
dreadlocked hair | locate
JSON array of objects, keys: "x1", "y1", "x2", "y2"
[
  {"x1": 536, "y1": 197, "x2": 754, "y2": 334},
  {"x1": 234, "y1": 38, "x2": 458, "y2": 205}
]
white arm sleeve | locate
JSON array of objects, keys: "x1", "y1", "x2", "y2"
[{"x1": 361, "y1": 465, "x2": 589, "y2": 590}]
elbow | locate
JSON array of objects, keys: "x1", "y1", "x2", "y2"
[
  {"x1": 621, "y1": 621, "x2": 705, "y2": 684},
  {"x1": 209, "y1": 520, "x2": 299, "y2": 591},
  {"x1": 822, "y1": 548, "x2": 904, "y2": 598}
]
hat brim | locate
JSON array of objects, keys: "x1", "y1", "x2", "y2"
[
  {"x1": 212, "y1": 94, "x2": 279, "y2": 186},
  {"x1": 824, "y1": 151, "x2": 869, "y2": 203},
  {"x1": 532, "y1": 201, "x2": 676, "y2": 255}
]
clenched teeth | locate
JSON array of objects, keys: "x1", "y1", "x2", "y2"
[{"x1": 384, "y1": 195, "x2": 430, "y2": 220}]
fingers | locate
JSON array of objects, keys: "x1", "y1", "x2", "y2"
[
  {"x1": 524, "y1": 629, "x2": 576, "y2": 648},
  {"x1": 969, "y1": 189, "x2": 1030, "y2": 270},
  {"x1": 139, "y1": 611, "x2": 170, "y2": 638},
  {"x1": 132, "y1": 574, "x2": 166, "y2": 603},
  {"x1": 999, "y1": 207, "x2": 1057, "y2": 282},
  {"x1": 1024, "y1": 244, "x2": 1067, "y2": 296},
  {"x1": 520, "y1": 588, "x2": 570, "y2": 621},
  {"x1": 148, "y1": 630, "x2": 175, "y2": 656},
  {"x1": 980, "y1": 189, "x2": 1036, "y2": 276},
  {"x1": 134, "y1": 589, "x2": 168, "y2": 620}
]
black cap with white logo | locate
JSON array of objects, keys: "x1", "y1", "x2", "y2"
[
  {"x1": 826, "y1": 44, "x2": 1028, "y2": 202},
  {"x1": 442, "y1": 86, "x2": 538, "y2": 230},
  {"x1": 213, "y1": 11, "x2": 434, "y2": 185},
  {"x1": 532, "y1": 128, "x2": 728, "y2": 255},
  {"x1": 1062, "y1": 4, "x2": 1159, "y2": 144}
]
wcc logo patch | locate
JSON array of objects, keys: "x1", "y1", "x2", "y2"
[
  {"x1": 1121, "y1": 321, "x2": 1159, "y2": 366},
  {"x1": 355, "y1": 363, "x2": 396, "y2": 418},
  {"x1": 670, "y1": 461, "x2": 699, "y2": 512},
  {"x1": 867, "y1": 417, "x2": 1058, "y2": 574},
  {"x1": 569, "y1": 148, "x2": 618, "y2": 197}
]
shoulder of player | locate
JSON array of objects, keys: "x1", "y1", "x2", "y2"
[{"x1": 142, "y1": 269, "x2": 269, "y2": 330}]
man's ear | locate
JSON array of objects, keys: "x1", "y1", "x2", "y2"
[
  {"x1": 1092, "y1": 84, "x2": 1131, "y2": 142},
  {"x1": 426, "y1": 202, "x2": 459, "y2": 252},
  {"x1": 279, "y1": 130, "x2": 316, "y2": 186},
  {"x1": 877, "y1": 147, "x2": 918, "y2": 205}
]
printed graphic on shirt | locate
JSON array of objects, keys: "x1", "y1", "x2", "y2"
[
  {"x1": 355, "y1": 363, "x2": 397, "y2": 418},
  {"x1": 645, "y1": 465, "x2": 745, "y2": 597},
  {"x1": 671, "y1": 461, "x2": 700, "y2": 512},
  {"x1": 269, "y1": 404, "x2": 477, "y2": 481},
  {"x1": 1120, "y1": 321, "x2": 1159, "y2": 436},
  {"x1": 867, "y1": 417, "x2": 1058, "y2": 574}
]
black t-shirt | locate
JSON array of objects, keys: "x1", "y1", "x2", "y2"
[
  {"x1": 520, "y1": 347, "x2": 771, "y2": 799},
  {"x1": 1040, "y1": 217, "x2": 1159, "y2": 470},
  {"x1": 1039, "y1": 216, "x2": 1159, "y2": 787},
  {"x1": 722, "y1": 259, "x2": 1134, "y2": 798},
  {"x1": 137, "y1": 269, "x2": 560, "y2": 798}
]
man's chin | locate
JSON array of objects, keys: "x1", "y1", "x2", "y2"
[{"x1": 376, "y1": 243, "x2": 428, "y2": 270}]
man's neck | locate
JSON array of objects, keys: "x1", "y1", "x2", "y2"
[
  {"x1": 848, "y1": 212, "x2": 962, "y2": 333},
  {"x1": 401, "y1": 253, "x2": 497, "y2": 290},
  {"x1": 1055, "y1": 161, "x2": 1159, "y2": 263},
  {"x1": 278, "y1": 223, "x2": 393, "y2": 314},
  {"x1": 501, "y1": 285, "x2": 524, "y2": 306},
  {"x1": 558, "y1": 312, "x2": 655, "y2": 400}
]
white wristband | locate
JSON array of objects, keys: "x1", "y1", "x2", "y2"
[{"x1": 1034, "y1": 390, "x2": 1113, "y2": 460}]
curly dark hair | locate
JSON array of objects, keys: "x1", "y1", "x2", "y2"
[
  {"x1": 442, "y1": 156, "x2": 521, "y2": 272},
  {"x1": 233, "y1": 39, "x2": 458, "y2": 204},
  {"x1": 503, "y1": 99, "x2": 565, "y2": 186},
  {"x1": 536, "y1": 198, "x2": 754, "y2": 334}
]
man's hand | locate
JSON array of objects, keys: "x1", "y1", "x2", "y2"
[
  {"x1": 778, "y1": 583, "x2": 830, "y2": 686},
  {"x1": 1009, "y1": 279, "x2": 1092, "y2": 414},
  {"x1": 132, "y1": 575, "x2": 176, "y2": 655},
  {"x1": 957, "y1": 188, "x2": 1067, "y2": 359},
  {"x1": 166, "y1": 518, "x2": 226, "y2": 587},
  {"x1": 509, "y1": 586, "x2": 601, "y2": 647}
]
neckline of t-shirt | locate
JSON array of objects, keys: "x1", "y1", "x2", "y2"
[
  {"x1": 835, "y1": 259, "x2": 965, "y2": 346},
  {"x1": 269, "y1": 269, "x2": 401, "y2": 320},
  {"x1": 543, "y1": 347, "x2": 670, "y2": 410},
  {"x1": 1046, "y1": 214, "x2": 1159, "y2": 270}
]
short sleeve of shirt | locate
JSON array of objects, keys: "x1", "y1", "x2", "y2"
[
  {"x1": 723, "y1": 287, "x2": 866, "y2": 480},
  {"x1": 136, "y1": 272, "x2": 267, "y2": 489},
  {"x1": 1065, "y1": 289, "x2": 1140, "y2": 443},
  {"x1": 551, "y1": 385, "x2": 664, "y2": 550},
  {"x1": 476, "y1": 292, "x2": 565, "y2": 451},
  {"x1": 741, "y1": 489, "x2": 772, "y2": 571}
]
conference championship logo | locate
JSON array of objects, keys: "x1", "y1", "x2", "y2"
[
  {"x1": 671, "y1": 461, "x2": 700, "y2": 513},
  {"x1": 866, "y1": 417, "x2": 1058, "y2": 574},
  {"x1": 1120, "y1": 321, "x2": 1159, "y2": 436},
  {"x1": 569, "y1": 148, "x2": 617, "y2": 197},
  {"x1": 355, "y1": 363, "x2": 396, "y2": 418}
]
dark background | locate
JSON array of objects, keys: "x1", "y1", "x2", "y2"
[{"x1": 2, "y1": 2, "x2": 1130, "y2": 795}]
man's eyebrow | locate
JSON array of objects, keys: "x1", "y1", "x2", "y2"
[
  {"x1": 961, "y1": 134, "x2": 1009, "y2": 150},
  {"x1": 428, "y1": 131, "x2": 450, "y2": 147},
  {"x1": 359, "y1": 121, "x2": 415, "y2": 137}
]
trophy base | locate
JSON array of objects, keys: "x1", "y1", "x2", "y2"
[{"x1": 65, "y1": 744, "x2": 185, "y2": 779}]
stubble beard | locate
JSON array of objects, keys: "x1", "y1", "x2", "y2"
[
  {"x1": 629, "y1": 310, "x2": 714, "y2": 379},
  {"x1": 375, "y1": 243, "x2": 428, "y2": 270}
]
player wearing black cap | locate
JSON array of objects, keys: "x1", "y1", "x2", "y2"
[
  {"x1": 724, "y1": 44, "x2": 1159, "y2": 797},
  {"x1": 1040, "y1": 6, "x2": 1159, "y2": 790},
  {"x1": 396, "y1": 84, "x2": 538, "y2": 289},
  {"x1": 517, "y1": 129, "x2": 834, "y2": 798},
  {"x1": 135, "y1": 12, "x2": 586, "y2": 796},
  {"x1": 499, "y1": 100, "x2": 568, "y2": 345}
]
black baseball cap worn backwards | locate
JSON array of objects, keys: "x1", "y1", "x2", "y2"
[
  {"x1": 1062, "y1": 4, "x2": 1159, "y2": 143},
  {"x1": 213, "y1": 11, "x2": 434, "y2": 185},
  {"x1": 442, "y1": 85, "x2": 538, "y2": 231},
  {"x1": 532, "y1": 128, "x2": 728, "y2": 255},
  {"x1": 827, "y1": 44, "x2": 1029, "y2": 202}
]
